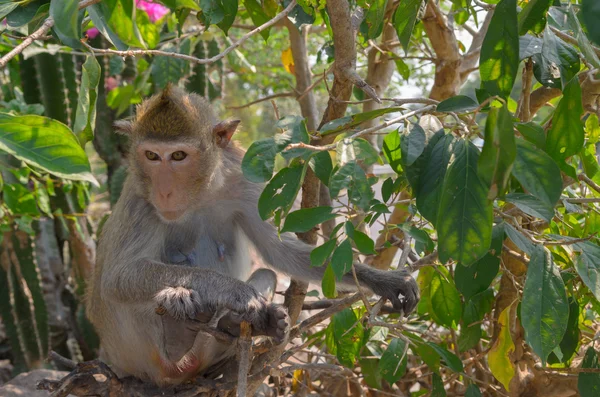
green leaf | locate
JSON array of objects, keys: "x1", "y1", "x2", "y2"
[
  {"x1": 331, "y1": 308, "x2": 364, "y2": 368},
  {"x1": 478, "y1": 104, "x2": 516, "y2": 199},
  {"x1": 382, "y1": 129, "x2": 402, "y2": 173},
  {"x1": 311, "y1": 238, "x2": 337, "y2": 267},
  {"x1": 416, "y1": 133, "x2": 454, "y2": 225},
  {"x1": 258, "y1": 163, "x2": 306, "y2": 221},
  {"x1": 522, "y1": 245, "x2": 569, "y2": 365},
  {"x1": 151, "y1": 47, "x2": 185, "y2": 89},
  {"x1": 459, "y1": 300, "x2": 483, "y2": 351},
  {"x1": 465, "y1": 385, "x2": 482, "y2": 397},
  {"x1": 244, "y1": 0, "x2": 270, "y2": 40},
  {"x1": 361, "y1": 0, "x2": 387, "y2": 40},
  {"x1": 199, "y1": 0, "x2": 224, "y2": 25},
  {"x1": 217, "y1": 0, "x2": 238, "y2": 34},
  {"x1": 320, "y1": 107, "x2": 402, "y2": 136},
  {"x1": 401, "y1": 124, "x2": 426, "y2": 166},
  {"x1": 378, "y1": 338, "x2": 408, "y2": 384},
  {"x1": 504, "y1": 223, "x2": 535, "y2": 255},
  {"x1": 431, "y1": 373, "x2": 447, "y2": 396},
  {"x1": 329, "y1": 162, "x2": 374, "y2": 211},
  {"x1": 488, "y1": 303, "x2": 515, "y2": 391},
  {"x1": 519, "y1": 34, "x2": 543, "y2": 60},
  {"x1": 136, "y1": 9, "x2": 160, "y2": 49},
  {"x1": 516, "y1": 122, "x2": 545, "y2": 150},
  {"x1": 400, "y1": 224, "x2": 434, "y2": 254},
  {"x1": 546, "y1": 78, "x2": 585, "y2": 162},
  {"x1": 336, "y1": 137, "x2": 380, "y2": 166},
  {"x1": 281, "y1": 206, "x2": 337, "y2": 233},
  {"x1": 437, "y1": 139, "x2": 493, "y2": 265},
  {"x1": 518, "y1": 0, "x2": 552, "y2": 35},
  {"x1": 87, "y1": 3, "x2": 128, "y2": 50},
  {"x1": 351, "y1": 230, "x2": 376, "y2": 255},
  {"x1": 548, "y1": 298, "x2": 579, "y2": 364},
  {"x1": 50, "y1": 0, "x2": 80, "y2": 48},
  {"x1": 0, "y1": 1, "x2": 19, "y2": 21},
  {"x1": 436, "y1": 95, "x2": 479, "y2": 113},
  {"x1": 532, "y1": 27, "x2": 580, "y2": 89},
  {"x1": 566, "y1": 4, "x2": 600, "y2": 69},
  {"x1": 505, "y1": 193, "x2": 554, "y2": 222},
  {"x1": 430, "y1": 271, "x2": 462, "y2": 328},
  {"x1": 0, "y1": 114, "x2": 96, "y2": 184},
  {"x1": 574, "y1": 241, "x2": 600, "y2": 302},
  {"x1": 582, "y1": 0, "x2": 600, "y2": 46},
  {"x1": 322, "y1": 264, "x2": 337, "y2": 298},
  {"x1": 392, "y1": 0, "x2": 424, "y2": 54},
  {"x1": 330, "y1": 239, "x2": 353, "y2": 281},
  {"x1": 3, "y1": 184, "x2": 39, "y2": 216},
  {"x1": 578, "y1": 347, "x2": 600, "y2": 397},
  {"x1": 512, "y1": 138, "x2": 562, "y2": 207},
  {"x1": 308, "y1": 151, "x2": 333, "y2": 186},
  {"x1": 242, "y1": 116, "x2": 309, "y2": 182},
  {"x1": 455, "y1": 224, "x2": 503, "y2": 299},
  {"x1": 428, "y1": 342, "x2": 464, "y2": 372},
  {"x1": 479, "y1": 0, "x2": 519, "y2": 98},
  {"x1": 89, "y1": 0, "x2": 145, "y2": 48},
  {"x1": 73, "y1": 56, "x2": 101, "y2": 146}
]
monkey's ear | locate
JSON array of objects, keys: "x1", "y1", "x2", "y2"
[
  {"x1": 114, "y1": 119, "x2": 134, "y2": 135},
  {"x1": 214, "y1": 120, "x2": 241, "y2": 148}
]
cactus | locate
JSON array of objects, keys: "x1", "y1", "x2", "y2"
[{"x1": 0, "y1": 229, "x2": 50, "y2": 374}]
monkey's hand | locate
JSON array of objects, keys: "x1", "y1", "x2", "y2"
[
  {"x1": 217, "y1": 303, "x2": 289, "y2": 343},
  {"x1": 361, "y1": 268, "x2": 420, "y2": 315},
  {"x1": 154, "y1": 286, "x2": 205, "y2": 320}
]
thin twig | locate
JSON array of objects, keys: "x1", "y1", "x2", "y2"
[
  {"x1": 580, "y1": 174, "x2": 600, "y2": 195},
  {"x1": 0, "y1": 0, "x2": 102, "y2": 68},
  {"x1": 82, "y1": 0, "x2": 297, "y2": 65},
  {"x1": 226, "y1": 93, "x2": 295, "y2": 110}
]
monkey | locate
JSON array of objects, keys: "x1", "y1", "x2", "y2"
[{"x1": 86, "y1": 85, "x2": 419, "y2": 386}]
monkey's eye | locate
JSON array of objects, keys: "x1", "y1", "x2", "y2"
[
  {"x1": 171, "y1": 151, "x2": 187, "y2": 161},
  {"x1": 145, "y1": 151, "x2": 160, "y2": 161}
]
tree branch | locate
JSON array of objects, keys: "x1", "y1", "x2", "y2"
[{"x1": 0, "y1": 0, "x2": 102, "y2": 68}]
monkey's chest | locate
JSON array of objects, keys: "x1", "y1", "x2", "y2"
[{"x1": 161, "y1": 227, "x2": 250, "y2": 280}]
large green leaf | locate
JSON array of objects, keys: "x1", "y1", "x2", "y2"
[
  {"x1": 151, "y1": 47, "x2": 186, "y2": 89},
  {"x1": 361, "y1": 0, "x2": 387, "y2": 40},
  {"x1": 436, "y1": 95, "x2": 479, "y2": 113},
  {"x1": 330, "y1": 239, "x2": 353, "y2": 281},
  {"x1": 310, "y1": 238, "x2": 337, "y2": 268},
  {"x1": 0, "y1": 1, "x2": 19, "y2": 21},
  {"x1": 455, "y1": 225, "x2": 503, "y2": 298},
  {"x1": 532, "y1": 27, "x2": 580, "y2": 89},
  {"x1": 518, "y1": 0, "x2": 552, "y2": 35},
  {"x1": 478, "y1": 104, "x2": 516, "y2": 199},
  {"x1": 465, "y1": 385, "x2": 482, "y2": 397},
  {"x1": 382, "y1": 129, "x2": 402, "y2": 173},
  {"x1": 430, "y1": 271, "x2": 462, "y2": 328},
  {"x1": 281, "y1": 206, "x2": 337, "y2": 233},
  {"x1": 512, "y1": 138, "x2": 562, "y2": 207},
  {"x1": 546, "y1": 78, "x2": 585, "y2": 162},
  {"x1": 578, "y1": 347, "x2": 600, "y2": 397},
  {"x1": 516, "y1": 122, "x2": 545, "y2": 150},
  {"x1": 416, "y1": 133, "x2": 454, "y2": 225},
  {"x1": 522, "y1": 245, "x2": 569, "y2": 365},
  {"x1": 479, "y1": 0, "x2": 519, "y2": 98},
  {"x1": 548, "y1": 298, "x2": 579, "y2": 365},
  {"x1": 89, "y1": 0, "x2": 146, "y2": 48},
  {"x1": 431, "y1": 373, "x2": 447, "y2": 396},
  {"x1": 50, "y1": 0, "x2": 80, "y2": 48},
  {"x1": 428, "y1": 342, "x2": 464, "y2": 372},
  {"x1": 519, "y1": 34, "x2": 543, "y2": 60},
  {"x1": 392, "y1": 0, "x2": 424, "y2": 54},
  {"x1": 566, "y1": 4, "x2": 600, "y2": 69},
  {"x1": 329, "y1": 162, "x2": 374, "y2": 211},
  {"x1": 88, "y1": 3, "x2": 128, "y2": 50},
  {"x1": 336, "y1": 137, "x2": 380, "y2": 166},
  {"x1": 0, "y1": 114, "x2": 95, "y2": 184},
  {"x1": 437, "y1": 139, "x2": 493, "y2": 265},
  {"x1": 378, "y1": 338, "x2": 408, "y2": 384},
  {"x1": 331, "y1": 308, "x2": 364, "y2": 368},
  {"x1": 582, "y1": 0, "x2": 600, "y2": 46},
  {"x1": 244, "y1": 0, "x2": 270, "y2": 40},
  {"x1": 574, "y1": 241, "x2": 600, "y2": 302},
  {"x1": 73, "y1": 56, "x2": 101, "y2": 146},
  {"x1": 400, "y1": 124, "x2": 426, "y2": 166},
  {"x1": 505, "y1": 193, "x2": 554, "y2": 222},
  {"x1": 257, "y1": 163, "x2": 306, "y2": 221}
]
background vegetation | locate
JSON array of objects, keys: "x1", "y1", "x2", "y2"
[{"x1": 0, "y1": 0, "x2": 599, "y2": 396}]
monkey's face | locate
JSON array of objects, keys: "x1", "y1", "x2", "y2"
[{"x1": 135, "y1": 141, "x2": 211, "y2": 222}]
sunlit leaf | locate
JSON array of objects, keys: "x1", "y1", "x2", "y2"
[
  {"x1": 430, "y1": 271, "x2": 462, "y2": 328},
  {"x1": 392, "y1": 0, "x2": 424, "y2": 54},
  {"x1": 547, "y1": 78, "x2": 585, "y2": 163},
  {"x1": 488, "y1": 302, "x2": 515, "y2": 392},
  {"x1": 518, "y1": 0, "x2": 552, "y2": 35},
  {"x1": 331, "y1": 308, "x2": 364, "y2": 368}
]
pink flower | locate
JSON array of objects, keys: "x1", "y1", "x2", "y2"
[
  {"x1": 136, "y1": 0, "x2": 169, "y2": 23},
  {"x1": 105, "y1": 77, "x2": 118, "y2": 92},
  {"x1": 86, "y1": 27, "x2": 100, "y2": 39}
]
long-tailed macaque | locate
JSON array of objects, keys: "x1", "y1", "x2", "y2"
[{"x1": 87, "y1": 86, "x2": 419, "y2": 386}]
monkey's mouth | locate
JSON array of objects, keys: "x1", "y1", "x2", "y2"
[{"x1": 158, "y1": 209, "x2": 185, "y2": 222}]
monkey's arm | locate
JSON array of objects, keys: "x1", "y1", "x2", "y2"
[
  {"x1": 234, "y1": 205, "x2": 419, "y2": 314},
  {"x1": 100, "y1": 258, "x2": 267, "y2": 315}
]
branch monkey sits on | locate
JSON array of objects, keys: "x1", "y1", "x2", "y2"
[{"x1": 87, "y1": 85, "x2": 420, "y2": 386}]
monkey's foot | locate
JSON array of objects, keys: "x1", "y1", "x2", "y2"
[{"x1": 216, "y1": 303, "x2": 289, "y2": 343}]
